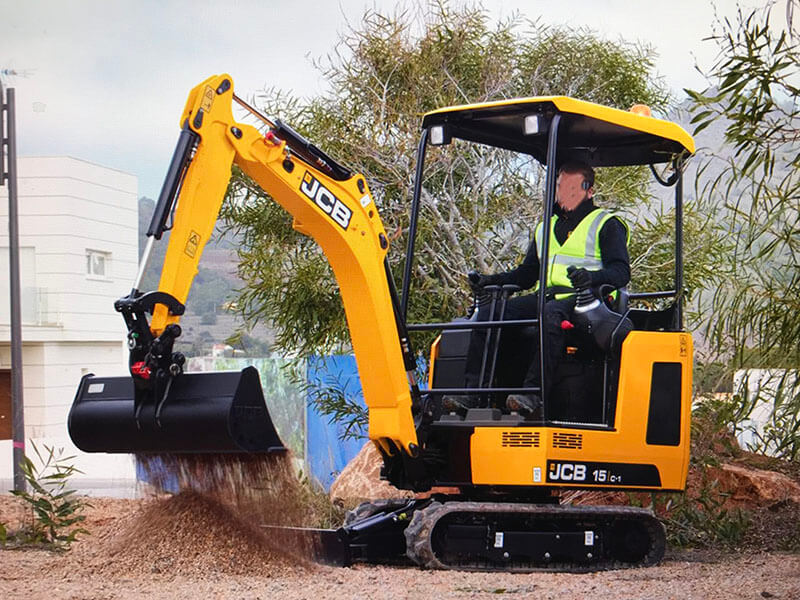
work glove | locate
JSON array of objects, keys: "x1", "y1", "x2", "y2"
[
  {"x1": 567, "y1": 266, "x2": 593, "y2": 290},
  {"x1": 467, "y1": 271, "x2": 496, "y2": 294}
]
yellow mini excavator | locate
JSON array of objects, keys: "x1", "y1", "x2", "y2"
[{"x1": 69, "y1": 74, "x2": 695, "y2": 571}]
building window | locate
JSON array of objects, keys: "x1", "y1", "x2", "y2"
[{"x1": 86, "y1": 249, "x2": 111, "y2": 279}]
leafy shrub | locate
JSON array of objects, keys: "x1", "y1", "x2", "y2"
[
  {"x1": 658, "y1": 476, "x2": 750, "y2": 549},
  {"x1": 7, "y1": 444, "x2": 89, "y2": 549}
]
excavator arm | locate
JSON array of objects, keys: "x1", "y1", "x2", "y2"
[{"x1": 69, "y1": 74, "x2": 418, "y2": 455}]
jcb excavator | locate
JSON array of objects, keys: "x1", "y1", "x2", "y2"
[{"x1": 69, "y1": 74, "x2": 695, "y2": 571}]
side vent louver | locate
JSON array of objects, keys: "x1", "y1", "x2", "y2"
[
  {"x1": 502, "y1": 431, "x2": 540, "y2": 448},
  {"x1": 552, "y1": 432, "x2": 583, "y2": 449}
]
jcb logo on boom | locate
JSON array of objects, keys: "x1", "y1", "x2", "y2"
[
  {"x1": 300, "y1": 172, "x2": 352, "y2": 230},
  {"x1": 548, "y1": 461, "x2": 586, "y2": 482}
]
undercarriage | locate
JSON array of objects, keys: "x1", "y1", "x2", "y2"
[{"x1": 291, "y1": 496, "x2": 665, "y2": 571}]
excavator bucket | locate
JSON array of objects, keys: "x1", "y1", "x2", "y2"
[{"x1": 68, "y1": 366, "x2": 287, "y2": 454}]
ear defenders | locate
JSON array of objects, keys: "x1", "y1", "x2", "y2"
[{"x1": 581, "y1": 179, "x2": 591, "y2": 191}]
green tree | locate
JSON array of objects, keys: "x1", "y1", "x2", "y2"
[
  {"x1": 688, "y1": 3, "x2": 800, "y2": 459},
  {"x1": 222, "y1": 1, "x2": 686, "y2": 360},
  {"x1": 688, "y1": 4, "x2": 799, "y2": 369},
  {"x1": 225, "y1": 331, "x2": 271, "y2": 357}
]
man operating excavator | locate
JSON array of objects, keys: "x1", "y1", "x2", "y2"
[{"x1": 443, "y1": 161, "x2": 631, "y2": 417}]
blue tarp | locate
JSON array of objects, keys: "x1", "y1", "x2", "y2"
[{"x1": 305, "y1": 355, "x2": 367, "y2": 491}]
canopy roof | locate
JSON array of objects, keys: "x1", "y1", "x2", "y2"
[{"x1": 421, "y1": 97, "x2": 695, "y2": 166}]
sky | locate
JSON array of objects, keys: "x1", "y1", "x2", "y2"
[{"x1": 1, "y1": 0, "x2": 762, "y2": 200}]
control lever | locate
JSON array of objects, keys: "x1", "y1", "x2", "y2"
[
  {"x1": 566, "y1": 266, "x2": 632, "y2": 354},
  {"x1": 468, "y1": 270, "x2": 492, "y2": 313},
  {"x1": 568, "y1": 265, "x2": 602, "y2": 314}
]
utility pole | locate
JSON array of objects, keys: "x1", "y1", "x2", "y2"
[{"x1": 1, "y1": 76, "x2": 26, "y2": 492}]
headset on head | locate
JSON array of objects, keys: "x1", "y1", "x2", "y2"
[{"x1": 558, "y1": 162, "x2": 593, "y2": 191}]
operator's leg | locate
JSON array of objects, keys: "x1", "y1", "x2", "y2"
[
  {"x1": 507, "y1": 297, "x2": 575, "y2": 417},
  {"x1": 523, "y1": 297, "x2": 576, "y2": 394}
]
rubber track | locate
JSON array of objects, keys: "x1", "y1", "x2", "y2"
[{"x1": 404, "y1": 501, "x2": 666, "y2": 572}]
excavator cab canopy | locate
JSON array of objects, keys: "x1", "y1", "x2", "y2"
[
  {"x1": 401, "y1": 96, "x2": 694, "y2": 321},
  {"x1": 400, "y1": 96, "x2": 695, "y2": 424},
  {"x1": 420, "y1": 96, "x2": 694, "y2": 166}
]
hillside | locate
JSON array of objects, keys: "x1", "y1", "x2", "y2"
[{"x1": 137, "y1": 197, "x2": 272, "y2": 356}]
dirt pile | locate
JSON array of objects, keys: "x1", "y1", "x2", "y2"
[
  {"x1": 330, "y1": 442, "x2": 460, "y2": 505},
  {"x1": 704, "y1": 463, "x2": 800, "y2": 506},
  {"x1": 60, "y1": 451, "x2": 339, "y2": 577},
  {"x1": 69, "y1": 491, "x2": 303, "y2": 577},
  {"x1": 329, "y1": 442, "x2": 413, "y2": 505}
]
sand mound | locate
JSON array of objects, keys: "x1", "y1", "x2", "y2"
[
  {"x1": 74, "y1": 491, "x2": 305, "y2": 577},
  {"x1": 64, "y1": 453, "x2": 329, "y2": 578}
]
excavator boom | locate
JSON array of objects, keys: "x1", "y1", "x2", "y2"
[{"x1": 69, "y1": 74, "x2": 418, "y2": 455}]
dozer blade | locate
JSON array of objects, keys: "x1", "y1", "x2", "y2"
[{"x1": 68, "y1": 366, "x2": 287, "y2": 454}]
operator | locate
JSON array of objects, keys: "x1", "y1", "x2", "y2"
[{"x1": 442, "y1": 161, "x2": 630, "y2": 417}]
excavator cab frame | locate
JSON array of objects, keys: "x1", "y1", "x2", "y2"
[
  {"x1": 375, "y1": 98, "x2": 697, "y2": 504},
  {"x1": 400, "y1": 98, "x2": 694, "y2": 428}
]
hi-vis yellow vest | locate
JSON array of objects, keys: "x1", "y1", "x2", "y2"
[{"x1": 534, "y1": 208, "x2": 629, "y2": 294}]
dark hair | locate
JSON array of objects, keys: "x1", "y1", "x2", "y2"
[{"x1": 558, "y1": 161, "x2": 595, "y2": 189}]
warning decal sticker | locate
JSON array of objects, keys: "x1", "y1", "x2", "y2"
[
  {"x1": 200, "y1": 86, "x2": 214, "y2": 113},
  {"x1": 185, "y1": 231, "x2": 201, "y2": 258}
]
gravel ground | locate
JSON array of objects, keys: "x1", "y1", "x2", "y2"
[
  {"x1": 1, "y1": 495, "x2": 799, "y2": 600},
  {"x1": 2, "y1": 547, "x2": 798, "y2": 600}
]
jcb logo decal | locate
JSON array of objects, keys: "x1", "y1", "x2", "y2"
[
  {"x1": 300, "y1": 172, "x2": 352, "y2": 230},
  {"x1": 548, "y1": 462, "x2": 586, "y2": 482}
]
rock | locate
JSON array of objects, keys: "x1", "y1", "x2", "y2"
[
  {"x1": 709, "y1": 463, "x2": 800, "y2": 507},
  {"x1": 329, "y1": 442, "x2": 412, "y2": 505},
  {"x1": 568, "y1": 461, "x2": 800, "y2": 513}
]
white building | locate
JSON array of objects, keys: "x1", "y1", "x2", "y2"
[{"x1": 0, "y1": 156, "x2": 139, "y2": 492}]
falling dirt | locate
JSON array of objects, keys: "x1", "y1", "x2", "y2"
[
  {"x1": 58, "y1": 451, "x2": 334, "y2": 578},
  {"x1": 135, "y1": 452, "x2": 317, "y2": 527}
]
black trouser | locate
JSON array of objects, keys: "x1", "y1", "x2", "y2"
[{"x1": 464, "y1": 292, "x2": 577, "y2": 396}]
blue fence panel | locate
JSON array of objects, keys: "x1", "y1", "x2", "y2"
[{"x1": 305, "y1": 354, "x2": 367, "y2": 491}]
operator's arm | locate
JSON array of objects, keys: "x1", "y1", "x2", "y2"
[
  {"x1": 485, "y1": 239, "x2": 541, "y2": 290},
  {"x1": 591, "y1": 217, "x2": 630, "y2": 289}
]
